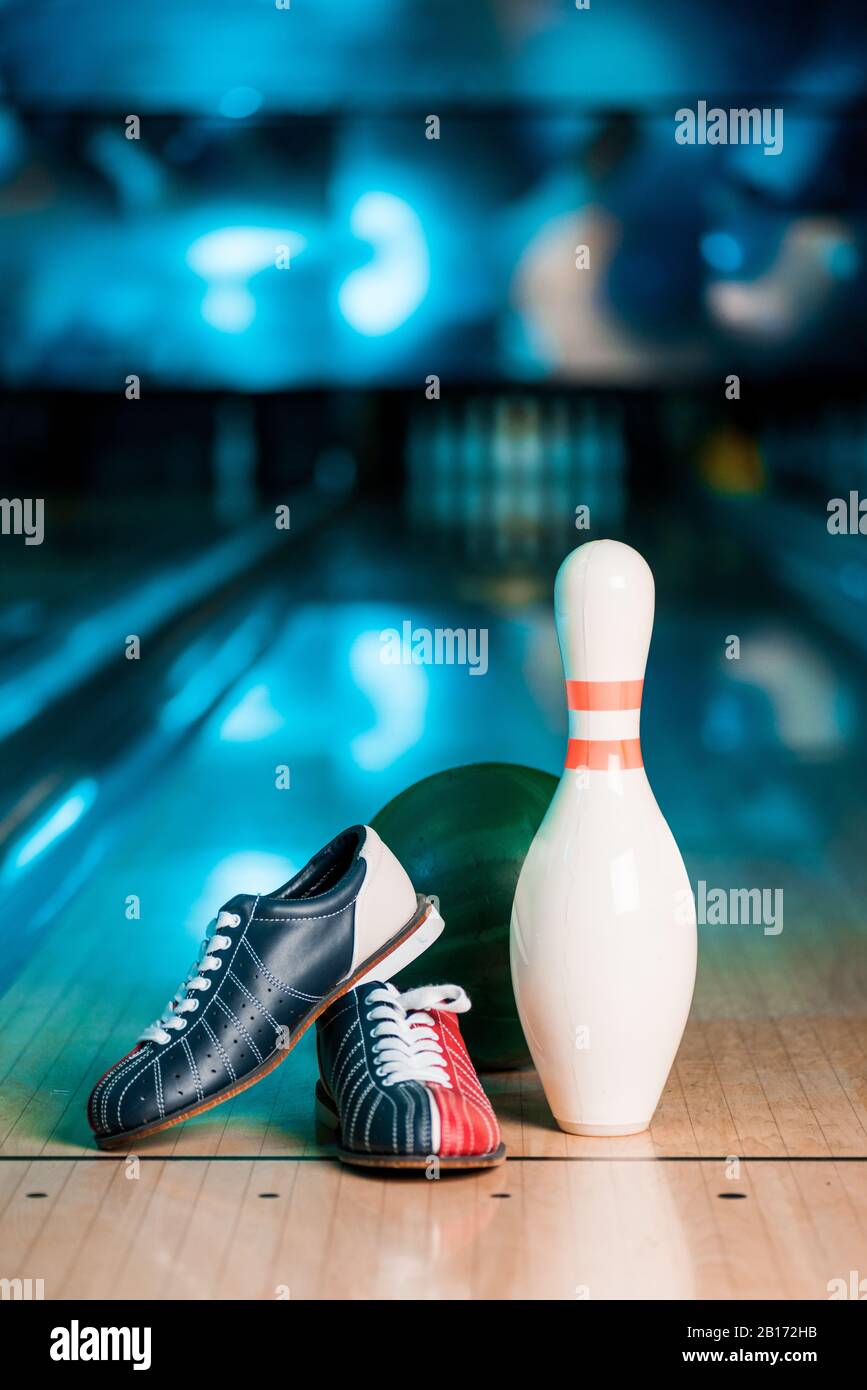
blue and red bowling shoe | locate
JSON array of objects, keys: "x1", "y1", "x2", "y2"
[{"x1": 315, "y1": 980, "x2": 505, "y2": 1169}]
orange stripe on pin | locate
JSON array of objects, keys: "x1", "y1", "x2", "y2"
[
  {"x1": 565, "y1": 680, "x2": 644, "y2": 711},
  {"x1": 565, "y1": 738, "x2": 643, "y2": 771}
]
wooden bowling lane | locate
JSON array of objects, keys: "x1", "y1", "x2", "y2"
[
  {"x1": 5, "y1": 949, "x2": 866, "y2": 1164},
  {"x1": 1, "y1": 1152, "x2": 865, "y2": 1299},
  {"x1": 1, "y1": 510, "x2": 866, "y2": 1297},
  {"x1": 3, "y1": 822, "x2": 864, "y2": 1162}
]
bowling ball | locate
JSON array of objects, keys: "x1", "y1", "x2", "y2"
[{"x1": 372, "y1": 762, "x2": 557, "y2": 1072}]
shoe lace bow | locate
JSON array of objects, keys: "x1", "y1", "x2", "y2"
[{"x1": 365, "y1": 982, "x2": 470, "y2": 1088}]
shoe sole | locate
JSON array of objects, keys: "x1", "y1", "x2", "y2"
[
  {"x1": 94, "y1": 894, "x2": 443, "y2": 1151},
  {"x1": 315, "y1": 1083, "x2": 507, "y2": 1171}
]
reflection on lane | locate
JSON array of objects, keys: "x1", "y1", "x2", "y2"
[
  {"x1": 3, "y1": 504, "x2": 867, "y2": 1002},
  {"x1": 348, "y1": 626, "x2": 428, "y2": 771},
  {"x1": 4, "y1": 778, "x2": 97, "y2": 877}
]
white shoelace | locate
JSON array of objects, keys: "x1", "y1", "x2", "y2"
[
  {"x1": 138, "y1": 909, "x2": 241, "y2": 1045},
  {"x1": 365, "y1": 982, "x2": 470, "y2": 1087}
]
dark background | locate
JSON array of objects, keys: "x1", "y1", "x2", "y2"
[{"x1": 1, "y1": 0, "x2": 866, "y2": 990}]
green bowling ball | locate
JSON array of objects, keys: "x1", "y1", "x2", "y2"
[{"x1": 372, "y1": 762, "x2": 557, "y2": 1072}]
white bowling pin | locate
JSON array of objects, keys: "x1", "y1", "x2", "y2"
[{"x1": 511, "y1": 539, "x2": 697, "y2": 1135}]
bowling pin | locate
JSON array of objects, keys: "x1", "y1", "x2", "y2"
[{"x1": 510, "y1": 539, "x2": 697, "y2": 1135}]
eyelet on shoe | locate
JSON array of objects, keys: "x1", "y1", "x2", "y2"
[
  {"x1": 199, "y1": 979, "x2": 211, "y2": 991},
  {"x1": 231, "y1": 914, "x2": 241, "y2": 926}
]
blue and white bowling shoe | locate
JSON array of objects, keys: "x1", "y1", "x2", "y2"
[{"x1": 88, "y1": 825, "x2": 443, "y2": 1147}]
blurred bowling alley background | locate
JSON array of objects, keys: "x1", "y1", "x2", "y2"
[{"x1": 2, "y1": 3, "x2": 867, "y2": 1088}]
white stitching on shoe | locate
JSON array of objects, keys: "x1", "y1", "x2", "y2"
[
  {"x1": 239, "y1": 937, "x2": 322, "y2": 1003},
  {"x1": 95, "y1": 898, "x2": 263, "y2": 1133},
  {"x1": 351, "y1": 990, "x2": 399, "y2": 1151},
  {"x1": 201, "y1": 1018, "x2": 236, "y2": 1083},
  {"x1": 92, "y1": 1041, "x2": 151, "y2": 1121},
  {"x1": 334, "y1": 1049, "x2": 364, "y2": 1101},
  {"x1": 124, "y1": 897, "x2": 260, "y2": 1082},
  {"x1": 115, "y1": 1063, "x2": 153, "y2": 1132},
  {"x1": 318, "y1": 998, "x2": 355, "y2": 1032},
  {"x1": 213, "y1": 996, "x2": 263, "y2": 1064},
  {"x1": 182, "y1": 1037, "x2": 204, "y2": 1104},
  {"x1": 153, "y1": 1058, "x2": 164, "y2": 1120},
  {"x1": 331, "y1": 1029, "x2": 363, "y2": 1090},
  {"x1": 226, "y1": 969, "x2": 281, "y2": 1030},
  {"x1": 344, "y1": 1077, "x2": 376, "y2": 1146},
  {"x1": 249, "y1": 893, "x2": 361, "y2": 924},
  {"x1": 99, "y1": 1045, "x2": 153, "y2": 1133},
  {"x1": 439, "y1": 1018, "x2": 498, "y2": 1153},
  {"x1": 363, "y1": 1089, "x2": 384, "y2": 1151}
]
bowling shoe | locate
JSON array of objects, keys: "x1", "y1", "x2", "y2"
[
  {"x1": 88, "y1": 826, "x2": 444, "y2": 1148},
  {"x1": 315, "y1": 980, "x2": 506, "y2": 1169}
]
